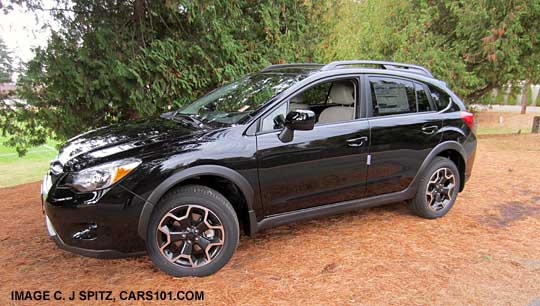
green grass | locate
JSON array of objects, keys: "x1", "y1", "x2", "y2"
[
  {"x1": 476, "y1": 126, "x2": 530, "y2": 135},
  {"x1": 0, "y1": 138, "x2": 59, "y2": 188}
]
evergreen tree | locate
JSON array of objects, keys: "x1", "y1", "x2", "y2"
[
  {"x1": 321, "y1": 0, "x2": 540, "y2": 102},
  {"x1": 1, "y1": 0, "x2": 331, "y2": 155}
]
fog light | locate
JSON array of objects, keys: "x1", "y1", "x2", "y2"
[{"x1": 72, "y1": 223, "x2": 98, "y2": 240}]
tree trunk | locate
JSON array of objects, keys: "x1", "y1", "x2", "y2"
[
  {"x1": 133, "y1": 0, "x2": 145, "y2": 47},
  {"x1": 520, "y1": 80, "x2": 530, "y2": 114}
]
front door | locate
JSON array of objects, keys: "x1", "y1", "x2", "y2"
[{"x1": 255, "y1": 77, "x2": 370, "y2": 215}]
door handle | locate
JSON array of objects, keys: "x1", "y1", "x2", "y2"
[
  {"x1": 347, "y1": 136, "x2": 368, "y2": 147},
  {"x1": 421, "y1": 125, "x2": 439, "y2": 135}
]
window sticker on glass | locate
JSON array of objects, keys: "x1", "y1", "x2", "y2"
[{"x1": 373, "y1": 83, "x2": 410, "y2": 114}]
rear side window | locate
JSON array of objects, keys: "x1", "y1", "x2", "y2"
[
  {"x1": 429, "y1": 85, "x2": 452, "y2": 111},
  {"x1": 370, "y1": 77, "x2": 416, "y2": 116}
]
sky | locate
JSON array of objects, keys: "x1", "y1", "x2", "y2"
[{"x1": 0, "y1": 3, "x2": 56, "y2": 80}]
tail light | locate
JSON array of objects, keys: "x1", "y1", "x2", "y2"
[{"x1": 460, "y1": 111, "x2": 475, "y2": 130}]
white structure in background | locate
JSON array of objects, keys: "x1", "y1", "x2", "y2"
[
  {"x1": 0, "y1": 83, "x2": 27, "y2": 110},
  {"x1": 493, "y1": 83, "x2": 539, "y2": 106},
  {"x1": 532, "y1": 85, "x2": 540, "y2": 106},
  {"x1": 0, "y1": 83, "x2": 16, "y2": 95}
]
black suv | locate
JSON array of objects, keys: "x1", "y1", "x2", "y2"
[{"x1": 41, "y1": 60, "x2": 476, "y2": 277}]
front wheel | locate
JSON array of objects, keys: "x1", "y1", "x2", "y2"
[
  {"x1": 409, "y1": 157, "x2": 460, "y2": 219},
  {"x1": 146, "y1": 185, "x2": 239, "y2": 277}
]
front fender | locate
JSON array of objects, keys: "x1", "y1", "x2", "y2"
[{"x1": 137, "y1": 165, "x2": 255, "y2": 239}]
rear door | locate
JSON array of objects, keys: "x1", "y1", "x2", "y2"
[{"x1": 365, "y1": 75, "x2": 442, "y2": 197}]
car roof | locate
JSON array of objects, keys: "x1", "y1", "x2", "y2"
[
  {"x1": 259, "y1": 64, "x2": 325, "y2": 75},
  {"x1": 259, "y1": 60, "x2": 446, "y2": 87}
]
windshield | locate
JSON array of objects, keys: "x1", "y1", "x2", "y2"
[{"x1": 177, "y1": 73, "x2": 306, "y2": 125}]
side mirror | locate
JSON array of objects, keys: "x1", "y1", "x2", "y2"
[{"x1": 278, "y1": 110, "x2": 315, "y2": 142}]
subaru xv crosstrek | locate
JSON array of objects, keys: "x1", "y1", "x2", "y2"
[{"x1": 41, "y1": 60, "x2": 476, "y2": 277}]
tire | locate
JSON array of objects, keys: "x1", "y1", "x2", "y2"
[
  {"x1": 409, "y1": 157, "x2": 461, "y2": 219},
  {"x1": 146, "y1": 184, "x2": 239, "y2": 277}
]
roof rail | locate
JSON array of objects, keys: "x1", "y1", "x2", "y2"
[
  {"x1": 261, "y1": 63, "x2": 324, "y2": 72},
  {"x1": 321, "y1": 60, "x2": 433, "y2": 77}
]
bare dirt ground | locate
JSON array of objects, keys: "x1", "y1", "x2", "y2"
[{"x1": 1, "y1": 134, "x2": 540, "y2": 306}]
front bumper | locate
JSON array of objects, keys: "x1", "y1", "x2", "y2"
[
  {"x1": 45, "y1": 215, "x2": 145, "y2": 259},
  {"x1": 42, "y1": 175, "x2": 147, "y2": 258}
]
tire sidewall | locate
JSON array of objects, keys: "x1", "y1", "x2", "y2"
[
  {"x1": 416, "y1": 157, "x2": 461, "y2": 218},
  {"x1": 146, "y1": 188, "x2": 239, "y2": 277}
]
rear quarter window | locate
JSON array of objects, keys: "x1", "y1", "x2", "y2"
[{"x1": 429, "y1": 85, "x2": 454, "y2": 111}]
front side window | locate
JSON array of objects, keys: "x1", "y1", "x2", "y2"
[
  {"x1": 176, "y1": 73, "x2": 306, "y2": 125},
  {"x1": 260, "y1": 78, "x2": 358, "y2": 132},
  {"x1": 370, "y1": 77, "x2": 416, "y2": 116},
  {"x1": 261, "y1": 102, "x2": 288, "y2": 131}
]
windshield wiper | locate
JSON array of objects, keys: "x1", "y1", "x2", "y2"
[{"x1": 170, "y1": 113, "x2": 206, "y2": 128}]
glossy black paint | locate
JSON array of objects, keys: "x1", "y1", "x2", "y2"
[
  {"x1": 43, "y1": 66, "x2": 477, "y2": 257},
  {"x1": 278, "y1": 109, "x2": 317, "y2": 142},
  {"x1": 365, "y1": 112, "x2": 443, "y2": 197},
  {"x1": 257, "y1": 120, "x2": 370, "y2": 215},
  {"x1": 285, "y1": 109, "x2": 316, "y2": 131}
]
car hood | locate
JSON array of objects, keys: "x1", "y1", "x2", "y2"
[{"x1": 52, "y1": 117, "x2": 210, "y2": 173}]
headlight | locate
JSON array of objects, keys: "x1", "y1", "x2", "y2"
[{"x1": 66, "y1": 158, "x2": 141, "y2": 192}]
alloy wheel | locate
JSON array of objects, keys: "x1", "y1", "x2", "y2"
[
  {"x1": 425, "y1": 167, "x2": 456, "y2": 211},
  {"x1": 157, "y1": 205, "x2": 225, "y2": 268}
]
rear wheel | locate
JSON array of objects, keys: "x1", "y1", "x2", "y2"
[
  {"x1": 146, "y1": 185, "x2": 239, "y2": 277},
  {"x1": 409, "y1": 157, "x2": 460, "y2": 219}
]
